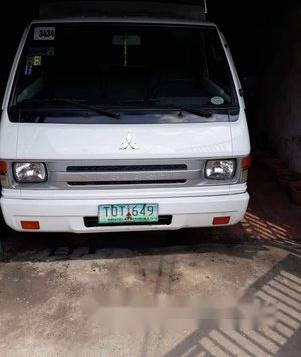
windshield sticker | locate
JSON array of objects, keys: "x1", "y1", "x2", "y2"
[
  {"x1": 211, "y1": 96, "x2": 225, "y2": 105},
  {"x1": 26, "y1": 56, "x2": 42, "y2": 66},
  {"x1": 34, "y1": 27, "x2": 55, "y2": 41},
  {"x1": 28, "y1": 47, "x2": 54, "y2": 56}
]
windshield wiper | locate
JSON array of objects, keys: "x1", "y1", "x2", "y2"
[
  {"x1": 117, "y1": 99, "x2": 213, "y2": 117},
  {"x1": 119, "y1": 98, "x2": 158, "y2": 104},
  {"x1": 15, "y1": 98, "x2": 120, "y2": 119},
  {"x1": 177, "y1": 107, "x2": 212, "y2": 118}
]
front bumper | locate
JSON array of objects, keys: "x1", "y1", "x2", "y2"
[{"x1": 1, "y1": 192, "x2": 249, "y2": 233}]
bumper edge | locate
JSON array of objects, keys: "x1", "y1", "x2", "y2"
[{"x1": 1, "y1": 193, "x2": 249, "y2": 233}]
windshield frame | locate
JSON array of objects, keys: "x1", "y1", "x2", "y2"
[{"x1": 7, "y1": 20, "x2": 239, "y2": 123}]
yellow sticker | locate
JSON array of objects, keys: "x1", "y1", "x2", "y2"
[
  {"x1": 26, "y1": 56, "x2": 42, "y2": 66},
  {"x1": 33, "y1": 56, "x2": 42, "y2": 66}
]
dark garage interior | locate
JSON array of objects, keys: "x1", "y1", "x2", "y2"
[{"x1": 0, "y1": 1, "x2": 301, "y2": 355}]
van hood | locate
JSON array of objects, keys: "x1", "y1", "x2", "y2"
[{"x1": 16, "y1": 121, "x2": 233, "y2": 160}]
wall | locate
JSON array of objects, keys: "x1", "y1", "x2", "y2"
[{"x1": 259, "y1": 4, "x2": 301, "y2": 173}]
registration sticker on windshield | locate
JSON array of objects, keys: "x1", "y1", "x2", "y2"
[
  {"x1": 211, "y1": 96, "x2": 225, "y2": 106},
  {"x1": 34, "y1": 27, "x2": 55, "y2": 41},
  {"x1": 26, "y1": 56, "x2": 42, "y2": 66}
]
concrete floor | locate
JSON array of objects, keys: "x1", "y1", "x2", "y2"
[{"x1": 0, "y1": 165, "x2": 301, "y2": 356}]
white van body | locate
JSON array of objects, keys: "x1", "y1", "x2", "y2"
[{"x1": 0, "y1": 14, "x2": 250, "y2": 233}]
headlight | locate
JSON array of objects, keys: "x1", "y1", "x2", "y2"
[
  {"x1": 13, "y1": 162, "x2": 47, "y2": 183},
  {"x1": 205, "y1": 159, "x2": 235, "y2": 180}
]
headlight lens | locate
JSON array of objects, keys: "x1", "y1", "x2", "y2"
[
  {"x1": 205, "y1": 159, "x2": 236, "y2": 180},
  {"x1": 13, "y1": 162, "x2": 47, "y2": 183}
]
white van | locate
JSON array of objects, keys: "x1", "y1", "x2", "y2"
[{"x1": 0, "y1": 1, "x2": 250, "y2": 233}]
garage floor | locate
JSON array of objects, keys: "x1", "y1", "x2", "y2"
[{"x1": 0, "y1": 164, "x2": 301, "y2": 356}]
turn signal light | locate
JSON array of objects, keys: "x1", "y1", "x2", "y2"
[
  {"x1": 241, "y1": 156, "x2": 252, "y2": 170},
  {"x1": 0, "y1": 161, "x2": 7, "y2": 175},
  {"x1": 21, "y1": 221, "x2": 40, "y2": 230},
  {"x1": 213, "y1": 216, "x2": 231, "y2": 225}
]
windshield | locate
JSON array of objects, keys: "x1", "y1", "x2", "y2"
[{"x1": 9, "y1": 22, "x2": 238, "y2": 122}]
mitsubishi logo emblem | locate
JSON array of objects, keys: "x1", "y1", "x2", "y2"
[{"x1": 119, "y1": 133, "x2": 139, "y2": 150}]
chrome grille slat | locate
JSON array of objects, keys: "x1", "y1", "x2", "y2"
[
  {"x1": 69, "y1": 180, "x2": 186, "y2": 186},
  {"x1": 52, "y1": 169, "x2": 200, "y2": 183}
]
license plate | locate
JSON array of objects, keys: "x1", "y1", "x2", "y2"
[{"x1": 98, "y1": 203, "x2": 159, "y2": 224}]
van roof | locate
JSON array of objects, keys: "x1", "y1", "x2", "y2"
[
  {"x1": 31, "y1": 17, "x2": 216, "y2": 27},
  {"x1": 39, "y1": 1, "x2": 208, "y2": 22}
]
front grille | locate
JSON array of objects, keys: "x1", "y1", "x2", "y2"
[
  {"x1": 67, "y1": 164, "x2": 187, "y2": 172},
  {"x1": 23, "y1": 159, "x2": 202, "y2": 190},
  {"x1": 84, "y1": 215, "x2": 172, "y2": 227},
  {"x1": 68, "y1": 180, "x2": 186, "y2": 186}
]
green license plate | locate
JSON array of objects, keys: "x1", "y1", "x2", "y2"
[{"x1": 98, "y1": 203, "x2": 159, "y2": 224}]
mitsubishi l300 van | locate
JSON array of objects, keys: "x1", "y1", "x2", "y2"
[{"x1": 0, "y1": 1, "x2": 250, "y2": 233}]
